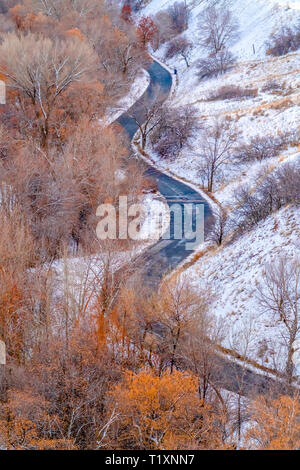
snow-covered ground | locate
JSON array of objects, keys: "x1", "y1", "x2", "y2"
[
  {"x1": 137, "y1": 0, "x2": 300, "y2": 373},
  {"x1": 144, "y1": 0, "x2": 300, "y2": 63},
  {"x1": 143, "y1": 0, "x2": 300, "y2": 200},
  {"x1": 138, "y1": 193, "x2": 170, "y2": 241},
  {"x1": 185, "y1": 204, "x2": 300, "y2": 372}
]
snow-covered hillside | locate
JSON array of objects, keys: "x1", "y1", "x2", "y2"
[
  {"x1": 186, "y1": 204, "x2": 300, "y2": 372},
  {"x1": 144, "y1": 0, "x2": 300, "y2": 60},
  {"x1": 137, "y1": 0, "x2": 300, "y2": 373},
  {"x1": 141, "y1": 0, "x2": 300, "y2": 195}
]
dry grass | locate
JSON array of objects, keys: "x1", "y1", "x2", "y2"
[{"x1": 269, "y1": 98, "x2": 293, "y2": 110}]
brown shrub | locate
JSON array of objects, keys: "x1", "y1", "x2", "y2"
[{"x1": 208, "y1": 85, "x2": 258, "y2": 101}]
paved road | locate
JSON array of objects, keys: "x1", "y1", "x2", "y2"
[
  {"x1": 117, "y1": 60, "x2": 292, "y2": 397},
  {"x1": 118, "y1": 61, "x2": 212, "y2": 288}
]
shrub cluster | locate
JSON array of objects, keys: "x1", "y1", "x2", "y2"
[
  {"x1": 234, "y1": 131, "x2": 299, "y2": 164},
  {"x1": 208, "y1": 85, "x2": 258, "y2": 101},
  {"x1": 233, "y1": 162, "x2": 300, "y2": 234},
  {"x1": 151, "y1": 105, "x2": 201, "y2": 160},
  {"x1": 266, "y1": 23, "x2": 300, "y2": 56},
  {"x1": 196, "y1": 49, "x2": 236, "y2": 79}
]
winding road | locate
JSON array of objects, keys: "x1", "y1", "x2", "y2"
[
  {"x1": 117, "y1": 60, "x2": 292, "y2": 397},
  {"x1": 118, "y1": 61, "x2": 212, "y2": 288}
]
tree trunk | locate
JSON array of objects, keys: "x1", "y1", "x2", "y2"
[
  {"x1": 0, "y1": 365, "x2": 7, "y2": 402},
  {"x1": 183, "y1": 55, "x2": 189, "y2": 68},
  {"x1": 208, "y1": 174, "x2": 213, "y2": 193},
  {"x1": 286, "y1": 334, "x2": 296, "y2": 383},
  {"x1": 170, "y1": 327, "x2": 180, "y2": 374}
]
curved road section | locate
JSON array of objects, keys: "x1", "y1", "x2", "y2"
[
  {"x1": 118, "y1": 61, "x2": 212, "y2": 288},
  {"x1": 117, "y1": 60, "x2": 291, "y2": 396}
]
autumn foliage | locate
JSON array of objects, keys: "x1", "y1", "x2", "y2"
[
  {"x1": 246, "y1": 395, "x2": 300, "y2": 450},
  {"x1": 102, "y1": 369, "x2": 228, "y2": 450},
  {"x1": 137, "y1": 16, "x2": 159, "y2": 48},
  {"x1": 121, "y1": 4, "x2": 132, "y2": 23}
]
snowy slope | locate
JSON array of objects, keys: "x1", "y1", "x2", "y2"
[
  {"x1": 141, "y1": 0, "x2": 300, "y2": 206},
  {"x1": 144, "y1": 0, "x2": 300, "y2": 61},
  {"x1": 185, "y1": 204, "x2": 300, "y2": 373},
  {"x1": 141, "y1": 0, "x2": 300, "y2": 195},
  {"x1": 138, "y1": 0, "x2": 300, "y2": 372}
]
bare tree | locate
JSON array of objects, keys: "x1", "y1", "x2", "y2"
[
  {"x1": 167, "y1": 1, "x2": 190, "y2": 34},
  {"x1": 233, "y1": 162, "x2": 300, "y2": 235},
  {"x1": 165, "y1": 36, "x2": 193, "y2": 67},
  {"x1": 129, "y1": 86, "x2": 165, "y2": 149},
  {"x1": 208, "y1": 85, "x2": 258, "y2": 101},
  {"x1": 207, "y1": 206, "x2": 228, "y2": 246},
  {"x1": 151, "y1": 104, "x2": 201, "y2": 159},
  {"x1": 145, "y1": 276, "x2": 211, "y2": 375},
  {"x1": 245, "y1": 392, "x2": 300, "y2": 450},
  {"x1": 198, "y1": 2, "x2": 239, "y2": 55},
  {"x1": 232, "y1": 183, "x2": 269, "y2": 234},
  {"x1": 0, "y1": 119, "x2": 139, "y2": 260},
  {"x1": 275, "y1": 162, "x2": 300, "y2": 207},
  {"x1": 196, "y1": 49, "x2": 236, "y2": 79},
  {"x1": 197, "y1": 119, "x2": 236, "y2": 192},
  {"x1": 182, "y1": 301, "x2": 226, "y2": 404},
  {"x1": 266, "y1": 23, "x2": 300, "y2": 56},
  {"x1": 126, "y1": 0, "x2": 146, "y2": 12},
  {"x1": 154, "y1": 10, "x2": 177, "y2": 45},
  {"x1": 257, "y1": 257, "x2": 300, "y2": 383},
  {"x1": 0, "y1": 32, "x2": 97, "y2": 147},
  {"x1": 228, "y1": 316, "x2": 258, "y2": 443},
  {"x1": 0, "y1": 0, "x2": 7, "y2": 14}
]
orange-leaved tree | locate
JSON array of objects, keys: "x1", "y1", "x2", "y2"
[
  {"x1": 245, "y1": 394, "x2": 300, "y2": 450},
  {"x1": 100, "y1": 369, "x2": 228, "y2": 450}
]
